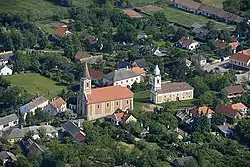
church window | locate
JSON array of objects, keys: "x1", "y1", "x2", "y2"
[
  {"x1": 157, "y1": 79, "x2": 159, "y2": 84},
  {"x1": 87, "y1": 82, "x2": 89, "y2": 88},
  {"x1": 127, "y1": 100, "x2": 129, "y2": 104},
  {"x1": 97, "y1": 105, "x2": 100, "y2": 109},
  {"x1": 106, "y1": 103, "x2": 109, "y2": 107},
  {"x1": 116, "y1": 101, "x2": 119, "y2": 106}
]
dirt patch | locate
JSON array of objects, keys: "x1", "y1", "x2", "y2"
[
  {"x1": 140, "y1": 5, "x2": 163, "y2": 13},
  {"x1": 141, "y1": 103, "x2": 163, "y2": 112}
]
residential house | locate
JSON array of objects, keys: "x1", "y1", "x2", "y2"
[
  {"x1": 20, "y1": 96, "x2": 49, "y2": 115},
  {"x1": 177, "y1": 36, "x2": 200, "y2": 50},
  {"x1": 131, "y1": 66, "x2": 146, "y2": 81},
  {"x1": 217, "y1": 124, "x2": 233, "y2": 137},
  {"x1": 191, "y1": 106, "x2": 214, "y2": 118},
  {"x1": 0, "y1": 114, "x2": 19, "y2": 131},
  {"x1": 103, "y1": 68, "x2": 141, "y2": 88},
  {"x1": 153, "y1": 48, "x2": 167, "y2": 57},
  {"x1": 123, "y1": 9, "x2": 143, "y2": 18},
  {"x1": 77, "y1": 63, "x2": 134, "y2": 120},
  {"x1": 191, "y1": 54, "x2": 207, "y2": 67},
  {"x1": 176, "y1": 108, "x2": 194, "y2": 124},
  {"x1": 111, "y1": 109, "x2": 137, "y2": 125},
  {"x1": 54, "y1": 26, "x2": 72, "y2": 36},
  {"x1": 117, "y1": 61, "x2": 133, "y2": 69},
  {"x1": 183, "y1": 59, "x2": 192, "y2": 68},
  {"x1": 74, "y1": 51, "x2": 103, "y2": 64},
  {"x1": 215, "y1": 40, "x2": 240, "y2": 54},
  {"x1": 231, "y1": 102, "x2": 248, "y2": 115},
  {"x1": 45, "y1": 97, "x2": 67, "y2": 116},
  {"x1": 61, "y1": 121, "x2": 86, "y2": 142},
  {"x1": 230, "y1": 49, "x2": 250, "y2": 69},
  {"x1": 192, "y1": 27, "x2": 209, "y2": 40},
  {"x1": 174, "y1": 127, "x2": 188, "y2": 140},
  {"x1": 83, "y1": 35, "x2": 103, "y2": 50},
  {"x1": 173, "y1": 156, "x2": 197, "y2": 167},
  {"x1": 0, "y1": 151, "x2": 16, "y2": 166},
  {"x1": 215, "y1": 105, "x2": 240, "y2": 122},
  {"x1": 0, "y1": 51, "x2": 13, "y2": 66},
  {"x1": 89, "y1": 68, "x2": 104, "y2": 85},
  {"x1": 172, "y1": 0, "x2": 201, "y2": 14},
  {"x1": 0, "y1": 65, "x2": 12, "y2": 75},
  {"x1": 4, "y1": 125, "x2": 58, "y2": 143},
  {"x1": 60, "y1": 19, "x2": 75, "y2": 25},
  {"x1": 222, "y1": 85, "x2": 244, "y2": 99},
  {"x1": 132, "y1": 58, "x2": 149, "y2": 70},
  {"x1": 21, "y1": 139, "x2": 44, "y2": 156},
  {"x1": 150, "y1": 65, "x2": 194, "y2": 104}
]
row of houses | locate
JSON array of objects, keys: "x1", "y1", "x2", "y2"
[{"x1": 172, "y1": 0, "x2": 244, "y2": 23}]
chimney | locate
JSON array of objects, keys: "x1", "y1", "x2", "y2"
[
  {"x1": 78, "y1": 120, "x2": 81, "y2": 128},
  {"x1": 187, "y1": 36, "x2": 190, "y2": 39},
  {"x1": 176, "y1": 127, "x2": 179, "y2": 132}
]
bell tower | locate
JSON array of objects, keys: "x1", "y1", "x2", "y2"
[
  {"x1": 152, "y1": 65, "x2": 161, "y2": 91},
  {"x1": 80, "y1": 63, "x2": 92, "y2": 95}
]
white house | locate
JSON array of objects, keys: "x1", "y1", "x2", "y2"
[
  {"x1": 0, "y1": 114, "x2": 19, "y2": 131},
  {"x1": 0, "y1": 66, "x2": 12, "y2": 75},
  {"x1": 178, "y1": 36, "x2": 200, "y2": 50},
  {"x1": 191, "y1": 54, "x2": 207, "y2": 67},
  {"x1": 103, "y1": 68, "x2": 141, "y2": 88},
  {"x1": 45, "y1": 97, "x2": 67, "y2": 115}
]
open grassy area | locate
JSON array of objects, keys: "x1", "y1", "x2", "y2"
[
  {"x1": 36, "y1": 23, "x2": 55, "y2": 34},
  {"x1": 130, "y1": 0, "x2": 159, "y2": 5},
  {"x1": 5, "y1": 73, "x2": 66, "y2": 99},
  {"x1": 201, "y1": 0, "x2": 225, "y2": 9},
  {"x1": 134, "y1": 91, "x2": 150, "y2": 111}
]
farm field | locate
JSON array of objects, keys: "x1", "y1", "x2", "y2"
[{"x1": 5, "y1": 73, "x2": 66, "y2": 99}]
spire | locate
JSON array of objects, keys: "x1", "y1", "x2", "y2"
[
  {"x1": 83, "y1": 62, "x2": 91, "y2": 79},
  {"x1": 154, "y1": 65, "x2": 160, "y2": 76}
]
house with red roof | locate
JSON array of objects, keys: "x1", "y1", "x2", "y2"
[
  {"x1": 215, "y1": 105, "x2": 240, "y2": 122},
  {"x1": 230, "y1": 49, "x2": 250, "y2": 69},
  {"x1": 45, "y1": 97, "x2": 67, "y2": 115},
  {"x1": 89, "y1": 68, "x2": 104, "y2": 85},
  {"x1": 191, "y1": 106, "x2": 214, "y2": 118},
  {"x1": 111, "y1": 108, "x2": 137, "y2": 125},
  {"x1": 123, "y1": 9, "x2": 143, "y2": 18},
  {"x1": 222, "y1": 85, "x2": 244, "y2": 99},
  {"x1": 215, "y1": 40, "x2": 239, "y2": 54},
  {"x1": 231, "y1": 103, "x2": 248, "y2": 115},
  {"x1": 77, "y1": 63, "x2": 134, "y2": 120},
  {"x1": 177, "y1": 36, "x2": 200, "y2": 51},
  {"x1": 54, "y1": 26, "x2": 72, "y2": 36}
]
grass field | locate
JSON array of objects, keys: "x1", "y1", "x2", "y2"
[
  {"x1": 130, "y1": 0, "x2": 159, "y2": 5},
  {"x1": 134, "y1": 91, "x2": 150, "y2": 111},
  {"x1": 36, "y1": 23, "x2": 55, "y2": 34},
  {"x1": 201, "y1": 0, "x2": 225, "y2": 9},
  {"x1": 5, "y1": 73, "x2": 66, "y2": 99}
]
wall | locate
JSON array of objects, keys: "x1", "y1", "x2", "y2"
[
  {"x1": 0, "y1": 119, "x2": 19, "y2": 131},
  {"x1": 0, "y1": 66, "x2": 12, "y2": 75},
  {"x1": 230, "y1": 59, "x2": 250, "y2": 68},
  {"x1": 20, "y1": 100, "x2": 49, "y2": 115},
  {"x1": 113, "y1": 76, "x2": 141, "y2": 87}
]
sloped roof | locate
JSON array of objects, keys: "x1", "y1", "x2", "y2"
[
  {"x1": 229, "y1": 41, "x2": 240, "y2": 50},
  {"x1": 223, "y1": 85, "x2": 244, "y2": 95},
  {"x1": 157, "y1": 82, "x2": 193, "y2": 94},
  {"x1": 133, "y1": 58, "x2": 148, "y2": 69},
  {"x1": 215, "y1": 105, "x2": 239, "y2": 119},
  {"x1": 87, "y1": 86, "x2": 133, "y2": 104},
  {"x1": 178, "y1": 36, "x2": 198, "y2": 46},
  {"x1": 74, "y1": 51, "x2": 92, "y2": 60},
  {"x1": 230, "y1": 53, "x2": 250, "y2": 63},
  {"x1": 173, "y1": 0, "x2": 201, "y2": 9},
  {"x1": 0, "y1": 114, "x2": 18, "y2": 126},
  {"x1": 199, "y1": 4, "x2": 226, "y2": 18},
  {"x1": 117, "y1": 62, "x2": 132, "y2": 69},
  {"x1": 0, "y1": 51, "x2": 13, "y2": 61},
  {"x1": 55, "y1": 27, "x2": 68, "y2": 36},
  {"x1": 104, "y1": 68, "x2": 140, "y2": 82},
  {"x1": 89, "y1": 68, "x2": 104, "y2": 80},
  {"x1": 62, "y1": 121, "x2": 85, "y2": 142},
  {"x1": 174, "y1": 156, "x2": 195, "y2": 166},
  {"x1": 51, "y1": 97, "x2": 66, "y2": 109},
  {"x1": 231, "y1": 103, "x2": 247, "y2": 111},
  {"x1": 131, "y1": 67, "x2": 146, "y2": 75},
  {"x1": 192, "y1": 106, "x2": 214, "y2": 116},
  {"x1": 20, "y1": 96, "x2": 48, "y2": 112},
  {"x1": 123, "y1": 9, "x2": 143, "y2": 18}
]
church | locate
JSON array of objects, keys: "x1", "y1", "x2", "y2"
[
  {"x1": 77, "y1": 63, "x2": 134, "y2": 120},
  {"x1": 150, "y1": 65, "x2": 194, "y2": 104}
]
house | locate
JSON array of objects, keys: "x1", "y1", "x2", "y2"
[
  {"x1": 0, "y1": 114, "x2": 19, "y2": 131},
  {"x1": 61, "y1": 121, "x2": 86, "y2": 142},
  {"x1": 231, "y1": 103, "x2": 248, "y2": 115},
  {"x1": 229, "y1": 41, "x2": 240, "y2": 54},
  {"x1": 178, "y1": 36, "x2": 200, "y2": 50},
  {"x1": 77, "y1": 63, "x2": 134, "y2": 120},
  {"x1": 172, "y1": 0, "x2": 201, "y2": 14},
  {"x1": 150, "y1": 65, "x2": 193, "y2": 104},
  {"x1": 117, "y1": 61, "x2": 132, "y2": 69},
  {"x1": 60, "y1": 19, "x2": 75, "y2": 25},
  {"x1": 176, "y1": 108, "x2": 194, "y2": 124},
  {"x1": 191, "y1": 106, "x2": 214, "y2": 118},
  {"x1": 103, "y1": 67, "x2": 141, "y2": 88},
  {"x1": 54, "y1": 26, "x2": 72, "y2": 36},
  {"x1": 230, "y1": 49, "x2": 250, "y2": 69},
  {"x1": 131, "y1": 66, "x2": 146, "y2": 79},
  {"x1": 89, "y1": 68, "x2": 104, "y2": 85},
  {"x1": 173, "y1": 156, "x2": 197, "y2": 167},
  {"x1": 0, "y1": 65, "x2": 12, "y2": 75},
  {"x1": 84, "y1": 35, "x2": 103, "y2": 50},
  {"x1": 45, "y1": 97, "x2": 67, "y2": 116},
  {"x1": 222, "y1": 85, "x2": 244, "y2": 99},
  {"x1": 21, "y1": 139, "x2": 44, "y2": 156},
  {"x1": 215, "y1": 40, "x2": 240, "y2": 54},
  {"x1": 132, "y1": 58, "x2": 148, "y2": 70},
  {"x1": 4, "y1": 125, "x2": 58, "y2": 143},
  {"x1": 111, "y1": 109, "x2": 137, "y2": 125},
  {"x1": 123, "y1": 9, "x2": 143, "y2": 18},
  {"x1": 183, "y1": 59, "x2": 192, "y2": 68},
  {"x1": 153, "y1": 48, "x2": 167, "y2": 57},
  {"x1": 0, "y1": 151, "x2": 16, "y2": 166},
  {"x1": 74, "y1": 51, "x2": 103, "y2": 64},
  {"x1": 192, "y1": 27, "x2": 209, "y2": 40},
  {"x1": 174, "y1": 127, "x2": 188, "y2": 140},
  {"x1": 20, "y1": 96, "x2": 49, "y2": 115},
  {"x1": 215, "y1": 105, "x2": 240, "y2": 121},
  {"x1": 191, "y1": 54, "x2": 207, "y2": 67},
  {"x1": 0, "y1": 51, "x2": 13, "y2": 66},
  {"x1": 217, "y1": 124, "x2": 233, "y2": 137}
]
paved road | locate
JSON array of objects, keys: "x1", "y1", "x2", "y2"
[{"x1": 203, "y1": 60, "x2": 229, "y2": 72}]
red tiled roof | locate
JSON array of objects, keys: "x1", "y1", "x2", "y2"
[
  {"x1": 231, "y1": 103, "x2": 247, "y2": 111},
  {"x1": 178, "y1": 36, "x2": 198, "y2": 46},
  {"x1": 87, "y1": 86, "x2": 133, "y2": 104},
  {"x1": 215, "y1": 105, "x2": 239, "y2": 119},
  {"x1": 89, "y1": 68, "x2": 104, "y2": 80},
  {"x1": 230, "y1": 53, "x2": 250, "y2": 63},
  {"x1": 217, "y1": 40, "x2": 228, "y2": 49},
  {"x1": 51, "y1": 97, "x2": 66, "y2": 109},
  {"x1": 192, "y1": 106, "x2": 214, "y2": 116},
  {"x1": 229, "y1": 41, "x2": 240, "y2": 50},
  {"x1": 123, "y1": 9, "x2": 143, "y2": 18},
  {"x1": 74, "y1": 51, "x2": 92, "y2": 60},
  {"x1": 55, "y1": 27, "x2": 68, "y2": 36},
  {"x1": 173, "y1": 0, "x2": 201, "y2": 10},
  {"x1": 114, "y1": 109, "x2": 128, "y2": 121},
  {"x1": 131, "y1": 67, "x2": 146, "y2": 75},
  {"x1": 224, "y1": 85, "x2": 244, "y2": 95}
]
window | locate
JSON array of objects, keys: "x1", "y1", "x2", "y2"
[
  {"x1": 121, "y1": 81, "x2": 123, "y2": 84},
  {"x1": 157, "y1": 79, "x2": 159, "y2": 84},
  {"x1": 97, "y1": 105, "x2": 100, "y2": 109},
  {"x1": 126, "y1": 80, "x2": 128, "y2": 83},
  {"x1": 106, "y1": 103, "x2": 109, "y2": 107},
  {"x1": 13, "y1": 121, "x2": 17, "y2": 125},
  {"x1": 3, "y1": 124, "x2": 9, "y2": 128},
  {"x1": 136, "y1": 78, "x2": 138, "y2": 80},
  {"x1": 127, "y1": 100, "x2": 129, "y2": 104},
  {"x1": 131, "y1": 79, "x2": 133, "y2": 82},
  {"x1": 86, "y1": 82, "x2": 89, "y2": 88},
  {"x1": 116, "y1": 101, "x2": 119, "y2": 106}
]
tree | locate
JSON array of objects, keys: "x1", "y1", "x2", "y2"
[
  {"x1": 189, "y1": 76, "x2": 209, "y2": 97},
  {"x1": 38, "y1": 127, "x2": 47, "y2": 139},
  {"x1": 198, "y1": 91, "x2": 220, "y2": 106},
  {"x1": 211, "y1": 113, "x2": 226, "y2": 129},
  {"x1": 193, "y1": 116, "x2": 211, "y2": 133}
]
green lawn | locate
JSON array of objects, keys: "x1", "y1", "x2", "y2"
[
  {"x1": 5, "y1": 73, "x2": 66, "y2": 99},
  {"x1": 134, "y1": 91, "x2": 150, "y2": 111},
  {"x1": 201, "y1": 0, "x2": 225, "y2": 9},
  {"x1": 130, "y1": 0, "x2": 159, "y2": 5},
  {"x1": 158, "y1": 5, "x2": 234, "y2": 30},
  {"x1": 36, "y1": 23, "x2": 55, "y2": 35}
]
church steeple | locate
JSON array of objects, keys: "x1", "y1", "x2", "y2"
[
  {"x1": 152, "y1": 65, "x2": 161, "y2": 91},
  {"x1": 81, "y1": 63, "x2": 92, "y2": 94}
]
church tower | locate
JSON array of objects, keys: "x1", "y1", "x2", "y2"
[
  {"x1": 152, "y1": 65, "x2": 161, "y2": 91},
  {"x1": 80, "y1": 63, "x2": 92, "y2": 95}
]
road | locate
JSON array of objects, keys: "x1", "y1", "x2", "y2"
[{"x1": 203, "y1": 60, "x2": 229, "y2": 72}]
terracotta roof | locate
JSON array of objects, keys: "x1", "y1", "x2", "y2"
[
  {"x1": 132, "y1": 67, "x2": 146, "y2": 75},
  {"x1": 87, "y1": 86, "x2": 133, "y2": 104},
  {"x1": 178, "y1": 36, "x2": 198, "y2": 46},
  {"x1": 89, "y1": 68, "x2": 104, "y2": 80},
  {"x1": 157, "y1": 82, "x2": 193, "y2": 94},
  {"x1": 55, "y1": 27, "x2": 68, "y2": 36},
  {"x1": 123, "y1": 9, "x2": 143, "y2": 18},
  {"x1": 215, "y1": 105, "x2": 239, "y2": 119},
  {"x1": 217, "y1": 40, "x2": 228, "y2": 49},
  {"x1": 74, "y1": 51, "x2": 92, "y2": 60},
  {"x1": 240, "y1": 49, "x2": 250, "y2": 56},
  {"x1": 231, "y1": 103, "x2": 247, "y2": 111},
  {"x1": 173, "y1": 0, "x2": 201, "y2": 9},
  {"x1": 223, "y1": 85, "x2": 244, "y2": 95},
  {"x1": 51, "y1": 97, "x2": 66, "y2": 109},
  {"x1": 192, "y1": 106, "x2": 214, "y2": 116},
  {"x1": 113, "y1": 109, "x2": 128, "y2": 121},
  {"x1": 229, "y1": 41, "x2": 240, "y2": 50},
  {"x1": 230, "y1": 53, "x2": 250, "y2": 63}
]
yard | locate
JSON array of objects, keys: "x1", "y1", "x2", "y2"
[
  {"x1": 134, "y1": 91, "x2": 151, "y2": 111},
  {"x1": 5, "y1": 73, "x2": 66, "y2": 99},
  {"x1": 201, "y1": 0, "x2": 226, "y2": 9}
]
